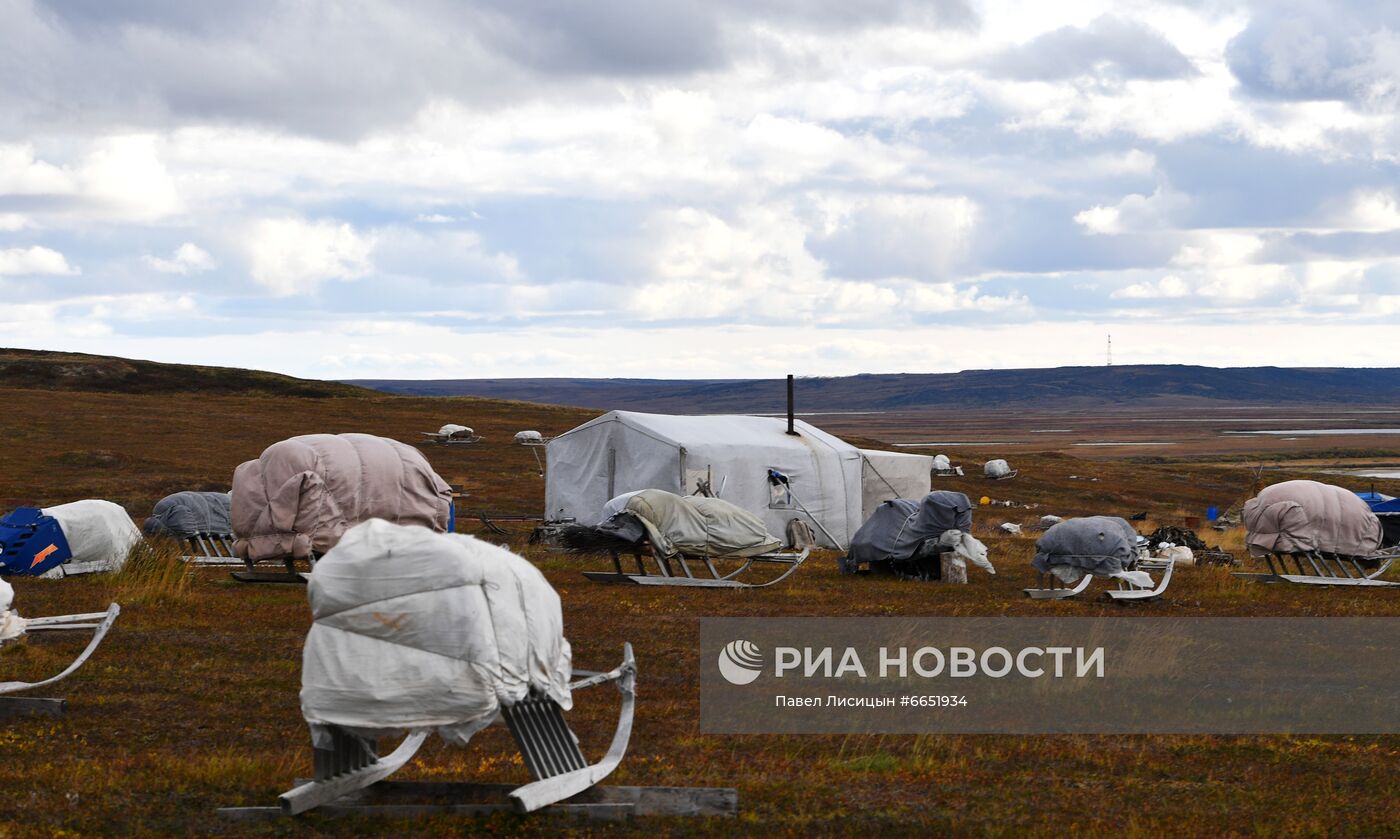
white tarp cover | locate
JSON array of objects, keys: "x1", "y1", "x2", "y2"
[
  {"x1": 439, "y1": 424, "x2": 474, "y2": 438},
  {"x1": 984, "y1": 459, "x2": 1014, "y2": 479},
  {"x1": 545, "y1": 411, "x2": 889, "y2": 549},
  {"x1": 514, "y1": 430, "x2": 544, "y2": 444},
  {"x1": 933, "y1": 454, "x2": 952, "y2": 470},
  {"x1": 232, "y1": 433, "x2": 452, "y2": 562},
  {"x1": 1244, "y1": 480, "x2": 1383, "y2": 557},
  {"x1": 622, "y1": 489, "x2": 781, "y2": 559},
  {"x1": 0, "y1": 578, "x2": 23, "y2": 641},
  {"x1": 42, "y1": 500, "x2": 141, "y2": 575},
  {"x1": 300, "y1": 519, "x2": 572, "y2": 742},
  {"x1": 859, "y1": 449, "x2": 933, "y2": 518},
  {"x1": 600, "y1": 490, "x2": 644, "y2": 523}
]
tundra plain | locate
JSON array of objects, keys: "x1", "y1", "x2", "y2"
[{"x1": 3, "y1": 382, "x2": 1400, "y2": 837}]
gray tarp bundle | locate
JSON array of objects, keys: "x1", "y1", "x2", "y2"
[
  {"x1": 1032, "y1": 516, "x2": 1140, "y2": 578},
  {"x1": 1244, "y1": 480, "x2": 1383, "y2": 558},
  {"x1": 847, "y1": 491, "x2": 973, "y2": 567},
  {"x1": 143, "y1": 491, "x2": 232, "y2": 538}
]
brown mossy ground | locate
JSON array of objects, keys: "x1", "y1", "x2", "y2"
[{"x1": 2, "y1": 387, "x2": 1399, "y2": 837}]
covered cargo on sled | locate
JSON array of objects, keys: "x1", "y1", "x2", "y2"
[
  {"x1": 1238, "y1": 480, "x2": 1399, "y2": 587},
  {"x1": 559, "y1": 489, "x2": 807, "y2": 588},
  {"x1": 841, "y1": 491, "x2": 993, "y2": 581},
  {"x1": 1024, "y1": 516, "x2": 1172, "y2": 601},
  {"x1": 144, "y1": 491, "x2": 237, "y2": 564},
  {"x1": 0, "y1": 499, "x2": 140, "y2": 578},
  {"x1": 230, "y1": 433, "x2": 452, "y2": 582},
  {"x1": 221, "y1": 519, "x2": 735, "y2": 820}
]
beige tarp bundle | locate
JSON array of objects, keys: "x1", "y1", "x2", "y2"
[
  {"x1": 1244, "y1": 480, "x2": 1382, "y2": 557},
  {"x1": 623, "y1": 489, "x2": 781, "y2": 560},
  {"x1": 232, "y1": 433, "x2": 452, "y2": 562}
]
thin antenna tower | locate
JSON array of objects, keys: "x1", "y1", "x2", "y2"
[{"x1": 1107, "y1": 333, "x2": 1112, "y2": 366}]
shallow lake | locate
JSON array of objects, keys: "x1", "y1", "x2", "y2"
[{"x1": 1224, "y1": 429, "x2": 1400, "y2": 436}]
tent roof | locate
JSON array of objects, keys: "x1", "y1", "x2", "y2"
[
  {"x1": 556, "y1": 410, "x2": 858, "y2": 454},
  {"x1": 859, "y1": 448, "x2": 934, "y2": 463}
]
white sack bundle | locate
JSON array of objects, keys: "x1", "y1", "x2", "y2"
[
  {"x1": 0, "y1": 578, "x2": 25, "y2": 642},
  {"x1": 932, "y1": 454, "x2": 952, "y2": 471},
  {"x1": 984, "y1": 459, "x2": 1014, "y2": 479},
  {"x1": 300, "y1": 519, "x2": 572, "y2": 743},
  {"x1": 514, "y1": 430, "x2": 544, "y2": 444},
  {"x1": 439, "y1": 424, "x2": 474, "y2": 438},
  {"x1": 42, "y1": 500, "x2": 141, "y2": 576},
  {"x1": 1157, "y1": 545, "x2": 1194, "y2": 566},
  {"x1": 939, "y1": 529, "x2": 996, "y2": 577}
]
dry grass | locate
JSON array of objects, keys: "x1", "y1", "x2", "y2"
[
  {"x1": 2, "y1": 386, "x2": 1400, "y2": 837},
  {"x1": 106, "y1": 540, "x2": 197, "y2": 606}
]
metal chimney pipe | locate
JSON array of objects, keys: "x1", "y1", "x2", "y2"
[{"x1": 786, "y1": 374, "x2": 799, "y2": 435}]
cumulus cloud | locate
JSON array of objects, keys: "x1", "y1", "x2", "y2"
[
  {"x1": 811, "y1": 193, "x2": 978, "y2": 281},
  {"x1": 4, "y1": 1, "x2": 1400, "y2": 376},
  {"x1": 1226, "y1": 3, "x2": 1400, "y2": 108},
  {"x1": 246, "y1": 217, "x2": 375, "y2": 295},
  {"x1": 1074, "y1": 185, "x2": 1188, "y2": 235},
  {"x1": 990, "y1": 16, "x2": 1196, "y2": 82},
  {"x1": 1112, "y1": 274, "x2": 1191, "y2": 299},
  {"x1": 144, "y1": 242, "x2": 215, "y2": 275},
  {"x1": 0, "y1": 245, "x2": 77, "y2": 275}
]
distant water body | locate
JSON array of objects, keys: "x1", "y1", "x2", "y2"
[{"x1": 1225, "y1": 429, "x2": 1400, "y2": 436}]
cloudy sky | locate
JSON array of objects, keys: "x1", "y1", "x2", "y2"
[{"x1": 2, "y1": 0, "x2": 1398, "y2": 379}]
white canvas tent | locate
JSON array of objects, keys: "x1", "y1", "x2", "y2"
[
  {"x1": 858, "y1": 449, "x2": 934, "y2": 516},
  {"x1": 544, "y1": 411, "x2": 932, "y2": 549}
]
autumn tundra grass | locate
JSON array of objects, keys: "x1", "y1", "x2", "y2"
[{"x1": 2, "y1": 385, "x2": 1400, "y2": 837}]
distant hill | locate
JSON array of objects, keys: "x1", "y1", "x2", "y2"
[
  {"x1": 348, "y1": 365, "x2": 1400, "y2": 412},
  {"x1": 0, "y1": 349, "x2": 370, "y2": 398}
]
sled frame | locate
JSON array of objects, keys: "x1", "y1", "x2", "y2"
[
  {"x1": 1232, "y1": 548, "x2": 1400, "y2": 587},
  {"x1": 179, "y1": 532, "x2": 242, "y2": 567},
  {"x1": 1022, "y1": 557, "x2": 1175, "y2": 601},
  {"x1": 419, "y1": 431, "x2": 483, "y2": 446},
  {"x1": 230, "y1": 552, "x2": 316, "y2": 584},
  {"x1": 583, "y1": 547, "x2": 809, "y2": 589},
  {"x1": 219, "y1": 643, "x2": 731, "y2": 820},
  {"x1": 1, "y1": 603, "x2": 121, "y2": 718}
]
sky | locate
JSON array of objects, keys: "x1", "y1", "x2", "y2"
[{"x1": 1, "y1": 0, "x2": 1398, "y2": 380}]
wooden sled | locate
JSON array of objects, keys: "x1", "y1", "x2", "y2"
[
  {"x1": 1, "y1": 603, "x2": 120, "y2": 719},
  {"x1": 1232, "y1": 548, "x2": 1400, "y2": 587},
  {"x1": 583, "y1": 547, "x2": 809, "y2": 589},
  {"x1": 1023, "y1": 557, "x2": 1174, "y2": 602},
  {"x1": 219, "y1": 645, "x2": 736, "y2": 821},
  {"x1": 419, "y1": 431, "x2": 482, "y2": 446},
  {"x1": 230, "y1": 554, "x2": 313, "y2": 584}
]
